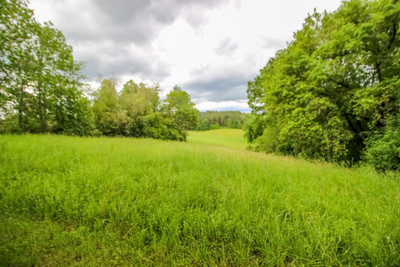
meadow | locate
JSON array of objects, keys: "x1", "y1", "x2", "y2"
[
  {"x1": 1, "y1": 131, "x2": 399, "y2": 266},
  {"x1": 187, "y1": 129, "x2": 247, "y2": 150}
]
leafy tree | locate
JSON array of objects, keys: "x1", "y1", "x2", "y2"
[
  {"x1": 52, "y1": 86, "x2": 95, "y2": 136},
  {"x1": 247, "y1": 0, "x2": 400, "y2": 168},
  {"x1": 1, "y1": 0, "x2": 36, "y2": 132},
  {"x1": 0, "y1": 0, "x2": 90, "y2": 135},
  {"x1": 32, "y1": 22, "x2": 85, "y2": 133},
  {"x1": 163, "y1": 85, "x2": 199, "y2": 130},
  {"x1": 93, "y1": 79, "x2": 118, "y2": 135},
  {"x1": 92, "y1": 79, "x2": 187, "y2": 141},
  {"x1": 117, "y1": 80, "x2": 160, "y2": 137}
]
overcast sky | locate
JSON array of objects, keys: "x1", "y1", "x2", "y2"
[{"x1": 28, "y1": 0, "x2": 342, "y2": 112}]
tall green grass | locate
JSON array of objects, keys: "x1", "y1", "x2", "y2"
[{"x1": 0, "y1": 134, "x2": 399, "y2": 265}]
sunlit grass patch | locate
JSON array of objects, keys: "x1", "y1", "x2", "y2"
[{"x1": 187, "y1": 129, "x2": 247, "y2": 149}]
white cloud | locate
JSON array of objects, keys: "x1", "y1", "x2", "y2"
[{"x1": 28, "y1": 0, "x2": 342, "y2": 111}]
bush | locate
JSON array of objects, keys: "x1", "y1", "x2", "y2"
[
  {"x1": 210, "y1": 123, "x2": 220, "y2": 130},
  {"x1": 365, "y1": 119, "x2": 400, "y2": 170},
  {"x1": 252, "y1": 127, "x2": 279, "y2": 153}
]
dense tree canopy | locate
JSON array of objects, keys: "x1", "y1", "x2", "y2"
[
  {"x1": 246, "y1": 0, "x2": 400, "y2": 169},
  {"x1": 91, "y1": 80, "x2": 196, "y2": 141}
]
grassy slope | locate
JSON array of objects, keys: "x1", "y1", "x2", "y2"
[
  {"x1": 187, "y1": 129, "x2": 247, "y2": 150},
  {"x1": 0, "y1": 134, "x2": 399, "y2": 266}
]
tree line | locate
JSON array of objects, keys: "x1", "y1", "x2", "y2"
[
  {"x1": 0, "y1": 0, "x2": 198, "y2": 141},
  {"x1": 197, "y1": 111, "x2": 250, "y2": 131},
  {"x1": 245, "y1": 0, "x2": 400, "y2": 170}
]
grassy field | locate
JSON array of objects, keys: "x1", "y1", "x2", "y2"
[
  {"x1": 187, "y1": 129, "x2": 247, "y2": 150},
  {"x1": 1, "y1": 133, "x2": 400, "y2": 266}
]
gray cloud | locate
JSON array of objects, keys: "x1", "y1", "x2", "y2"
[
  {"x1": 184, "y1": 73, "x2": 250, "y2": 102},
  {"x1": 214, "y1": 37, "x2": 239, "y2": 56},
  {"x1": 52, "y1": 0, "x2": 231, "y2": 45},
  {"x1": 77, "y1": 43, "x2": 171, "y2": 82},
  {"x1": 30, "y1": 0, "x2": 231, "y2": 81}
]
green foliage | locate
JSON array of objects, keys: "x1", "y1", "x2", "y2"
[
  {"x1": 252, "y1": 126, "x2": 279, "y2": 153},
  {"x1": 92, "y1": 80, "x2": 188, "y2": 141},
  {"x1": 1, "y1": 135, "x2": 400, "y2": 265},
  {"x1": 92, "y1": 79, "x2": 118, "y2": 135},
  {"x1": 197, "y1": 118, "x2": 211, "y2": 131},
  {"x1": 142, "y1": 113, "x2": 186, "y2": 141},
  {"x1": 365, "y1": 116, "x2": 400, "y2": 170},
  {"x1": 243, "y1": 114, "x2": 268, "y2": 143},
  {"x1": 52, "y1": 86, "x2": 95, "y2": 136},
  {"x1": 0, "y1": 0, "x2": 91, "y2": 135},
  {"x1": 162, "y1": 85, "x2": 199, "y2": 130},
  {"x1": 226, "y1": 117, "x2": 242, "y2": 129},
  {"x1": 197, "y1": 111, "x2": 250, "y2": 130},
  {"x1": 247, "y1": 0, "x2": 400, "y2": 169},
  {"x1": 210, "y1": 122, "x2": 221, "y2": 130}
]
